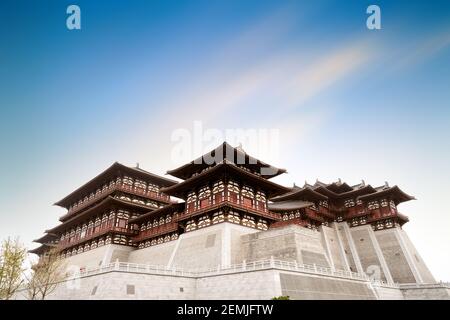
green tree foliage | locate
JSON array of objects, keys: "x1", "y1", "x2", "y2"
[{"x1": 0, "y1": 237, "x2": 27, "y2": 300}]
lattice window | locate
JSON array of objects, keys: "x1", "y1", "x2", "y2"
[
  {"x1": 134, "y1": 179, "x2": 146, "y2": 189},
  {"x1": 344, "y1": 199, "x2": 355, "y2": 208},
  {"x1": 146, "y1": 200, "x2": 158, "y2": 207},
  {"x1": 227, "y1": 181, "x2": 240, "y2": 193},
  {"x1": 227, "y1": 180, "x2": 241, "y2": 203},
  {"x1": 198, "y1": 186, "x2": 211, "y2": 198},
  {"x1": 120, "y1": 195, "x2": 131, "y2": 201},
  {"x1": 255, "y1": 190, "x2": 266, "y2": 201},
  {"x1": 319, "y1": 200, "x2": 329, "y2": 208},
  {"x1": 198, "y1": 186, "x2": 211, "y2": 208},
  {"x1": 108, "y1": 212, "x2": 115, "y2": 227},
  {"x1": 385, "y1": 219, "x2": 393, "y2": 228},
  {"x1": 256, "y1": 219, "x2": 268, "y2": 230},
  {"x1": 212, "y1": 211, "x2": 225, "y2": 224},
  {"x1": 241, "y1": 186, "x2": 254, "y2": 198},
  {"x1": 113, "y1": 235, "x2": 127, "y2": 245},
  {"x1": 368, "y1": 201, "x2": 380, "y2": 210},
  {"x1": 80, "y1": 224, "x2": 87, "y2": 239},
  {"x1": 241, "y1": 186, "x2": 254, "y2": 208},
  {"x1": 116, "y1": 210, "x2": 129, "y2": 229},
  {"x1": 132, "y1": 197, "x2": 146, "y2": 205},
  {"x1": 93, "y1": 217, "x2": 101, "y2": 233},
  {"x1": 213, "y1": 181, "x2": 225, "y2": 204},
  {"x1": 101, "y1": 214, "x2": 108, "y2": 230},
  {"x1": 226, "y1": 212, "x2": 240, "y2": 224},
  {"x1": 242, "y1": 215, "x2": 256, "y2": 228},
  {"x1": 147, "y1": 183, "x2": 159, "y2": 192},
  {"x1": 185, "y1": 219, "x2": 197, "y2": 232},
  {"x1": 389, "y1": 200, "x2": 396, "y2": 209},
  {"x1": 198, "y1": 216, "x2": 211, "y2": 229},
  {"x1": 123, "y1": 176, "x2": 133, "y2": 186},
  {"x1": 213, "y1": 181, "x2": 225, "y2": 193}
]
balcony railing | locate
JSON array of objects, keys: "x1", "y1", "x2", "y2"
[
  {"x1": 133, "y1": 222, "x2": 179, "y2": 242},
  {"x1": 304, "y1": 207, "x2": 325, "y2": 222},
  {"x1": 178, "y1": 200, "x2": 280, "y2": 222},
  {"x1": 66, "y1": 257, "x2": 374, "y2": 283},
  {"x1": 64, "y1": 184, "x2": 170, "y2": 218},
  {"x1": 58, "y1": 226, "x2": 137, "y2": 250},
  {"x1": 346, "y1": 205, "x2": 397, "y2": 220}
]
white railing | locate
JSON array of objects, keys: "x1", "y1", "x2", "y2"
[
  {"x1": 67, "y1": 257, "x2": 373, "y2": 282},
  {"x1": 399, "y1": 282, "x2": 450, "y2": 289}
]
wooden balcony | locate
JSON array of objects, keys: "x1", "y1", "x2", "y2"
[
  {"x1": 346, "y1": 204, "x2": 367, "y2": 218},
  {"x1": 304, "y1": 208, "x2": 325, "y2": 222},
  {"x1": 58, "y1": 226, "x2": 137, "y2": 250},
  {"x1": 318, "y1": 206, "x2": 334, "y2": 219},
  {"x1": 65, "y1": 184, "x2": 170, "y2": 218},
  {"x1": 132, "y1": 222, "x2": 179, "y2": 242},
  {"x1": 368, "y1": 206, "x2": 397, "y2": 220},
  {"x1": 177, "y1": 200, "x2": 280, "y2": 222}
]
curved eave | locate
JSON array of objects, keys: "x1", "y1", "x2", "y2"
[
  {"x1": 358, "y1": 185, "x2": 415, "y2": 204},
  {"x1": 54, "y1": 162, "x2": 178, "y2": 208},
  {"x1": 397, "y1": 212, "x2": 410, "y2": 224},
  {"x1": 334, "y1": 185, "x2": 378, "y2": 199},
  {"x1": 162, "y1": 162, "x2": 290, "y2": 199},
  {"x1": 326, "y1": 182, "x2": 354, "y2": 194},
  {"x1": 29, "y1": 244, "x2": 52, "y2": 255},
  {"x1": 47, "y1": 196, "x2": 158, "y2": 234},
  {"x1": 33, "y1": 233, "x2": 58, "y2": 244},
  {"x1": 270, "y1": 187, "x2": 328, "y2": 202},
  {"x1": 166, "y1": 142, "x2": 286, "y2": 180},
  {"x1": 268, "y1": 200, "x2": 314, "y2": 212},
  {"x1": 313, "y1": 186, "x2": 340, "y2": 198},
  {"x1": 129, "y1": 203, "x2": 185, "y2": 224}
]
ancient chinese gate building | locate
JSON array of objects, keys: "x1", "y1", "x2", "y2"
[{"x1": 27, "y1": 142, "x2": 445, "y2": 300}]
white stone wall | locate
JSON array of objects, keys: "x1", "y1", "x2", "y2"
[
  {"x1": 128, "y1": 241, "x2": 176, "y2": 266},
  {"x1": 61, "y1": 244, "x2": 134, "y2": 270},
  {"x1": 195, "y1": 270, "x2": 281, "y2": 300},
  {"x1": 279, "y1": 271, "x2": 377, "y2": 300}
]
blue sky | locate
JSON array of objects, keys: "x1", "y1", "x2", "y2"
[{"x1": 0, "y1": 0, "x2": 449, "y2": 280}]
